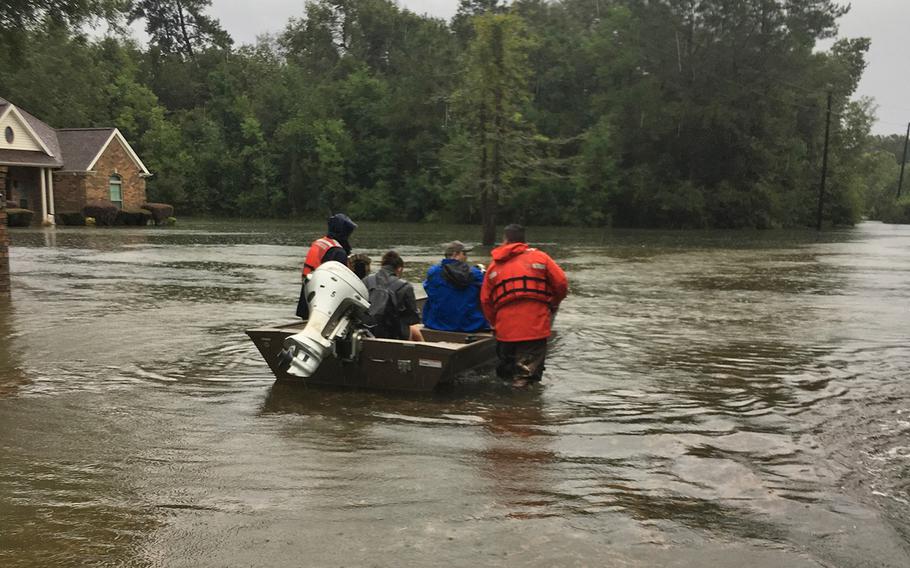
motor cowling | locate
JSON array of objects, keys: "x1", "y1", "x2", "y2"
[{"x1": 280, "y1": 261, "x2": 370, "y2": 377}]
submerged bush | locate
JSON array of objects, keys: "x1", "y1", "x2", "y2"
[
  {"x1": 55, "y1": 212, "x2": 85, "y2": 226},
  {"x1": 879, "y1": 197, "x2": 910, "y2": 224},
  {"x1": 142, "y1": 203, "x2": 175, "y2": 225},
  {"x1": 115, "y1": 208, "x2": 152, "y2": 226},
  {"x1": 5, "y1": 208, "x2": 34, "y2": 227},
  {"x1": 83, "y1": 200, "x2": 119, "y2": 226}
]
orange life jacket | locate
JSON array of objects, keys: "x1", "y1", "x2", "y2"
[
  {"x1": 302, "y1": 236, "x2": 342, "y2": 277},
  {"x1": 486, "y1": 248, "x2": 554, "y2": 308}
]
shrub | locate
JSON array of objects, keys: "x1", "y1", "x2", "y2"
[
  {"x1": 55, "y1": 212, "x2": 86, "y2": 226},
  {"x1": 141, "y1": 202, "x2": 175, "y2": 225},
  {"x1": 115, "y1": 208, "x2": 153, "y2": 226},
  {"x1": 83, "y1": 200, "x2": 119, "y2": 226},
  {"x1": 5, "y1": 208, "x2": 34, "y2": 227},
  {"x1": 879, "y1": 197, "x2": 910, "y2": 224}
]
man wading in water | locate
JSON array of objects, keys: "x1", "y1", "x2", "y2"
[{"x1": 481, "y1": 224, "x2": 568, "y2": 388}]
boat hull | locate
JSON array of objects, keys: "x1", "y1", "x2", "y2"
[{"x1": 246, "y1": 322, "x2": 497, "y2": 392}]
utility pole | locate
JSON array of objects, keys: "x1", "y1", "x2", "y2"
[
  {"x1": 816, "y1": 91, "x2": 832, "y2": 231},
  {"x1": 898, "y1": 122, "x2": 909, "y2": 198}
]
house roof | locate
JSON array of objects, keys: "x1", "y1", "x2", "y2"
[
  {"x1": 14, "y1": 102, "x2": 62, "y2": 160},
  {"x1": 0, "y1": 96, "x2": 64, "y2": 168},
  {"x1": 0, "y1": 149, "x2": 62, "y2": 167},
  {"x1": 0, "y1": 97, "x2": 150, "y2": 175},
  {"x1": 57, "y1": 128, "x2": 151, "y2": 175},
  {"x1": 55, "y1": 128, "x2": 117, "y2": 171}
]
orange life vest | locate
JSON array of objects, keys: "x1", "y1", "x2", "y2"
[
  {"x1": 486, "y1": 248, "x2": 554, "y2": 308},
  {"x1": 302, "y1": 236, "x2": 342, "y2": 277}
]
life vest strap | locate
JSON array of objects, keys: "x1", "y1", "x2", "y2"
[{"x1": 491, "y1": 275, "x2": 553, "y2": 307}]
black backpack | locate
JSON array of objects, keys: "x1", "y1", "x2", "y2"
[{"x1": 364, "y1": 271, "x2": 408, "y2": 339}]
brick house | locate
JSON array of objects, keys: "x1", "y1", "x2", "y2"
[{"x1": 0, "y1": 96, "x2": 151, "y2": 225}]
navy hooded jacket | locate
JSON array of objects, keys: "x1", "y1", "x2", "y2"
[{"x1": 422, "y1": 258, "x2": 489, "y2": 333}]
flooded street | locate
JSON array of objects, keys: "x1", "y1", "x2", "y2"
[{"x1": 1, "y1": 220, "x2": 908, "y2": 567}]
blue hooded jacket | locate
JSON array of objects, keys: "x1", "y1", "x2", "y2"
[{"x1": 422, "y1": 258, "x2": 489, "y2": 332}]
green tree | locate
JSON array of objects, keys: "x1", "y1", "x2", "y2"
[
  {"x1": 449, "y1": 13, "x2": 537, "y2": 244},
  {"x1": 276, "y1": 115, "x2": 352, "y2": 215},
  {"x1": 128, "y1": 0, "x2": 231, "y2": 60},
  {"x1": 0, "y1": 0, "x2": 124, "y2": 55}
]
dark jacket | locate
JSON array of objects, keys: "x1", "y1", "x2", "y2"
[
  {"x1": 296, "y1": 214, "x2": 357, "y2": 318},
  {"x1": 422, "y1": 258, "x2": 488, "y2": 332},
  {"x1": 363, "y1": 266, "x2": 420, "y2": 340},
  {"x1": 296, "y1": 243, "x2": 350, "y2": 318}
]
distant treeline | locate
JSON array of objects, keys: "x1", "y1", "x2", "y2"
[{"x1": 2, "y1": 0, "x2": 907, "y2": 234}]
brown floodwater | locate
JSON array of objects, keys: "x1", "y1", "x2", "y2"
[{"x1": 0, "y1": 220, "x2": 908, "y2": 567}]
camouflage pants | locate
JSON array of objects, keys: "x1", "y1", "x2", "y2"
[{"x1": 495, "y1": 339, "x2": 548, "y2": 382}]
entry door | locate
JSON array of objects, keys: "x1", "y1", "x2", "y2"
[{"x1": 10, "y1": 179, "x2": 28, "y2": 209}]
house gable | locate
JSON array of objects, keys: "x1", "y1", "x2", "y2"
[
  {"x1": 86, "y1": 129, "x2": 150, "y2": 176},
  {"x1": 81, "y1": 134, "x2": 148, "y2": 209},
  {"x1": 0, "y1": 105, "x2": 52, "y2": 155}
]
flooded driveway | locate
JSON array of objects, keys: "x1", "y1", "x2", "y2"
[{"x1": 1, "y1": 220, "x2": 908, "y2": 567}]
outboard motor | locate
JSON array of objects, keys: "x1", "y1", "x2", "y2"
[{"x1": 278, "y1": 261, "x2": 371, "y2": 377}]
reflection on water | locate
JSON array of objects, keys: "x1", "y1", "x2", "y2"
[
  {"x1": 0, "y1": 297, "x2": 29, "y2": 397},
  {"x1": 1, "y1": 220, "x2": 909, "y2": 567}
]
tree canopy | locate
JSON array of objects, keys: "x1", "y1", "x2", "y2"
[{"x1": 1, "y1": 0, "x2": 905, "y2": 230}]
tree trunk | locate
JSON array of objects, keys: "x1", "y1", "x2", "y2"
[
  {"x1": 482, "y1": 21, "x2": 506, "y2": 246},
  {"x1": 480, "y1": 126, "x2": 496, "y2": 245},
  {"x1": 174, "y1": 0, "x2": 196, "y2": 61},
  {"x1": 481, "y1": 187, "x2": 496, "y2": 245}
]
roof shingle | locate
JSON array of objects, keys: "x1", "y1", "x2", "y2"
[{"x1": 55, "y1": 128, "x2": 116, "y2": 171}]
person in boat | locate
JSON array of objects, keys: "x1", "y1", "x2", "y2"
[
  {"x1": 422, "y1": 240, "x2": 489, "y2": 333},
  {"x1": 363, "y1": 250, "x2": 424, "y2": 342},
  {"x1": 480, "y1": 224, "x2": 568, "y2": 388},
  {"x1": 296, "y1": 213, "x2": 357, "y2": 318},
  {"x1": 348, "y1": 253, "x2": 372, "y2": 279}
]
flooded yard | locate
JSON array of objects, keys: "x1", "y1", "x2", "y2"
[{"x1": 1, "y1": 220, "x2": 908, "y2": 567}]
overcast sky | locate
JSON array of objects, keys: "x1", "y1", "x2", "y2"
[{"x1": 166, "y1": 1, "x2": 910, "y2": 135}]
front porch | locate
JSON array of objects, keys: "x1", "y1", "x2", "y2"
[
  {"x1": 0, "y1": 166, "x2": 56, "y2": 225},
  {"x1": 3, "y1": 165, "x2": 57, "y2": 225}
]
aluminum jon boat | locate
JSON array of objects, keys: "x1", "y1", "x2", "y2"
[{"x1": 246, "y1": 323, "x2": 496, "y2": 392}]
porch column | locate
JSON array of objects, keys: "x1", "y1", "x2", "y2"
[
  {"x1": 1, "y1": 168, "x2": 9, "y2": 295},
  {"x1": 39, "y1": 168, "x2": 48, "y2": 224},
  {"x1": 48, "y1": 169, "x2": 56, "y2": 218}
]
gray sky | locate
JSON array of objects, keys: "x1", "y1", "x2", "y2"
[{"x1": 171, "y1": 1, "x2": 910, "y2": 135}]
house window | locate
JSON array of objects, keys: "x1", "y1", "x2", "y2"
[
  {"x1": 4, "y1": 126, "x2": 13, "y2": 144},
  {"x1": 109, "y1": 174, "x2": 123, "y2": 208}
]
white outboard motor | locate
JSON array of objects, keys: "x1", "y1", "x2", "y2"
[{"x1": 279, "y1": 261, "x2": 370, "y2": 377}]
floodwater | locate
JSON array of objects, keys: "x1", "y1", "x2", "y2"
[{"x1": 1, "y1": 220, "x2": 908, "y2": 567}]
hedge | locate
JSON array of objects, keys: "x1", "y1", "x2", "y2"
[
  {"x1": 115, "y1": 208, "x2": 153, "y2": 226},
  {"x1": 83, "y1": 200, "x2": 119, "y2": 226},
  {"x1": 56, "y1": 212, "x2": 86, "y2": 226},
  {"x1": 141, "y1": 202, "x2": 175, "y2": 225},
  {"x1": 5, "y1": 208, "x2": 34, "y2": 227}
]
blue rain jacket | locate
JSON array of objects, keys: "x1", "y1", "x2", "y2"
[{"x1": 422, "y1": 258, "x2": 489, "y2": 332}]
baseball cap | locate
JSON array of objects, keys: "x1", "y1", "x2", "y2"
[{"x1": 444, "y1": 240, "x2": 473, "y2": 256}]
